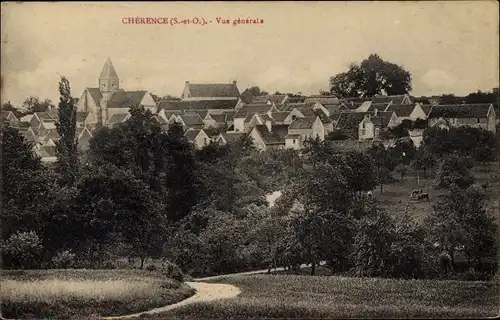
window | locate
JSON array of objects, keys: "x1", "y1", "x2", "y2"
[
  {"x1": 112, "y1": 82, "x2": 116, "y2": 88},
  {"x1": 101, "y1": 83, "x2": 106, "y2": 89},
  {"x1": 375, "y1": 128, "x2": 380, "y2": 136},
  {"x1": 477, "y1": 118, "x2": 480, "y2": 123},
  {"x1": 292, "y1": 115, "x2": 297, "y2": 121},
  {"x1": 204, "y1": 138, "x2": 207, "y2": 145},
  {"x1": 293, "y1": 139, "x2": 296, "y2": 144}
]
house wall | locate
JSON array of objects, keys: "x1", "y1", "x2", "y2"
[
  {"x1": 249, "y1": 128, "x2": 267, "y2": 151},
  {"x1": 140, "y1": 93, "x2": 157, "y2": 110},
  {"x1": 285, "y1": 138, "x2": 301, "y2": 150},
  {"x1": 311, "y1": 118, "x2": 325, "y2": 140},
  {"x1": 194, "y1": 131, "x2": 211, "y2": 149},
  {"x1": 76, "y1": 90, "x2": 99, "y2": 114},
  {"x1": 488, "y1": 109, "x2": 497, "y2": 133},
  {"x1": 203, "y1": 118, "x2": 218, "y2": 128},
  {"x1": 245, "y1": 115, "x2": 263, "y2": 133},
  {"x1": 233, "y1": 118, "x2": 245, "y2": 132},
  {"x1": 358, "y1": 118, "x2": 375, "y2": 140},
  {"x1": 410, "y1": 104, "x2": 427, "y2": 120},
  {"x1": 323, "y1": 122, "x2": 334, "y2": 134},
  {"x1": 284, "y1": 109, "x2": 303, "y2": 124}
]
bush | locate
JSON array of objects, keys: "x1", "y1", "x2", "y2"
[
  {"x1": 51, "y1": 250, "x2": 76, "y2": 269},
  {"x1": 159, "y1": 260, "x2": 184, "y2": 282},
  {"x1": 145, "y1": 264, "x2": 157, "y2": 272},
  {"x1": 1, "y1": 231, "x2": 43, "y2": 269}
]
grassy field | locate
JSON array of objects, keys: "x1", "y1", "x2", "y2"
[
  {"x1": 154, "y1": 274, "x2": 499, "y2": 319},
  {"x1": 375, "y1": 162, "x2": 499, "y2": 223},
  {"x1": 0, "y1": 269, "x2": 195, "y2": 319}
]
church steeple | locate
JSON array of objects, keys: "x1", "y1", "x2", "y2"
[{"x1": 99, "y1": 57, "x2": 119, "y2": 93}]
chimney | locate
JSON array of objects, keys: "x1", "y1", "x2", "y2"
[
  {"x1": 374, "y1": 108, "x2": 378, "y2": 116},
  {"x1": 185, "y1": 81, "x2": 190, "y2": 85},
  {"x1": 233, "y1": 80, "x2": 237, "y2": 85}
]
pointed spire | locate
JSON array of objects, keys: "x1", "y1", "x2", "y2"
[{"x1": 100, "y1": 57, "x2": 118, "y2": 79}]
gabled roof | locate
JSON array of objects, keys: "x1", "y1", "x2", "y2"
[
  {"x1": 224, "y1": 131, "x2": 246, "y2": 143},
  {"x1": 372, "y1": 94, "x2": 411, "y2": 105},
  {"x1": 234, "y1": 104, "x2": 272, "y2": 118},
  {"x1": 107, "y1": 113, "x2": 129, "y2": 124},
  {"x1": 270, "y1": 112, "x2": 289, "y2": 122},
  {"x1": 186, "y1": 83, "x2": 240, "y2": 98},
  {"x1": 421, "y1": 104, "x2": 432, "y2": 115},
  {"x1": 428, "y1": 104, "x2": 493, "y2": 119},
  {"x1": 1, "y1": 111, "x2": 17, "y2": 120},
  {"x1": 223, "y1": 110, "x2": 236, "y2": 122},
  {"x1": 289, "y1": 116, "x2": 318, "y2": 129},
  {"x1": 100, "y1": 58, "x2": 119, "y2": 78},
  {"x1": 203, "y1": 128, "x2": 221, "y2": 138},
  {"x1": 385, "y1": 103, "x2": 416, "y2": 117},
  {"x1": 278, "y1": 102, "x2": 316, "y2": 112},
  {"x1": 252, "y1": 94, "x2": 288, "y2": 105},
  {"x1": 253, "y1": 125, "x2": 286, "y2": 145},
  {"x1": 366, "y1": 103, "x2": 390, "y2": 113},
  {"x1": 87, "y1": 88, "x2": 104, "y2": 104},
  {"x1": 41, "y1": 120, "x2": 57, "y2": 130},
  {"x1": 76, "y1": 111, "x2": 89, "y2": 123},
  {"x1": 370, "y1": 111, "x2": 394, "y2": 128},
  {"x1": 313, "y1": 109, "x2": 332, "y2": 124},
  {"x1": 185, "y1": 110, "x2": 208, "y2": 119},
  {"x1": 210, "y1": 113, "x2": 227, "y2": 123},
  {"x1": 179, "y1": 114, "x2": 204, "y2": 126},
  {"x1": 107, "y1": 91, "x2": 148, "y2": 108},
  {"x1": 329, "y1": 112, "x2": 342, "y2": 122},
  {"x1": 158, "y1": 99, "x2": 239, "y2": 111},
  {"x1": 336, "y1": 112, "x2": 367, "y2": 130},
  {"x1": 34, "y1": 112, "x2": 56, "y2": 121},
  {"x1": 184, "y1": 129, "x2": 206, "y2": 141},
  {"x1": 304, "y1": 96, "x2": 340, "y2": 105}
]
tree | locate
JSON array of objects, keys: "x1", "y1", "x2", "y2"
[
  {"x1": 329, "y1": 54, "x2": 412, "y2": 98},
  {"x1": 22, "y1": 96, "x2": 55, "y2": 113},
  {"x1": 438, "y1": 94, "x2": 464, "y2": 105},
  {"x1": 1, "y1": 125, "x2": 49, "y2": 240},
  {"x1": 55, "y1": 77, "x2": 78, "y2": 186},
  {"x1": 425, "y1": 185, "x2": 498, "y2": 270},
  {"x1": 366, "y1": 143, "x2": 396, "y2": 193},
  {"x1": 240, "y1": 86, "x2": 269, "y2": 104},
  {"x1": 434, "y1": 154, "x2": 475, "y2": 189}
]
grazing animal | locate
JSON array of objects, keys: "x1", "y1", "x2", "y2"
[
  {"x1": 410, "y1": 189, "x2": 423, "y2": 198},
  {"x1": 417, "y1": 193, "x2": 429, "y2": 201}
]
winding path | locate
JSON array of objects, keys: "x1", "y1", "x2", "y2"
[{"x1": 102, "y1": 262, "x2": 326, "y2": 319}]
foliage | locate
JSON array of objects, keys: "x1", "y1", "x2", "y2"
[
  {"x1": 240, "y1": 86, "x2": 269, "y2": 104},
  {"x1": 1, "y1": 231, "x2": 44, "y2": 269},
  {"x1": 159, "y1": 260, "x2": 185, "y2": 282},
  {"x1": 51, "y1": 250, "x2": 76, "y2": 269},
  {"x1": 54, "y1": 77, "x2": 78, "y2": 186},
  {"x1": 22, "y1": 96, "x2": 55, "y2": 113},
  {"x1": 329, "y1": 54, "x2": 412, "y2": 98},
  {"x1": 434, "y1": 154, "x2": 475, "y2": 189}
]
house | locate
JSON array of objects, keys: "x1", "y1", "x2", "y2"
[
  {"x1": 358, "y1": 111, "x2": 397, "y2": 141},
  {"x1": 287, "y1": 116, "x2": 325, "y2": 149},
  {"x1": 75, "y1": 111, "x2": 89, "y2": 128},
  {"x1": 427, "y1": 103, "x2": 496, "y2": 133},
  {"x1": 181, "y1": 81, "x2": 240, "y2": 101},
  {"x1": 157, "y1": 99, "x2": 242, "y2": 112},
  {"x1": 18, "y1": 123, "x2": 38, "y2": 144},
  {"x1": 303, "y1": 96, "x2": 341, "y2": 116},
  {"x1": 1, "y1": 110, "x2": 20, "y2": 127},
  {"x1": 339, "y1": 97, "x2": 370, "y2": 111},
  {"x1": 336, "y1": 112, "x2": 367, "y2": 139},
  {"x1": 34, "y1": 145, "x2": 57, "y2": 163},
  {"x1": 371, "y1": 94, "x2": 413, "y2": 105},
  {"x1": 385, "y1": 103, "x2": 427, "y2": 124},
  {"x1": 248, "y1": 124, "x2": 288, "y2": 151},
  {"x1": 252, "y1": 94, "x2": 289, "y2": 105},
  {"x1": 270, "y1": 112, "x2": 290, "y2": 124},
  {"x1": 185, "y1": 128, "x2": 211, "y2": 149},
  {"x1": 76, "y1": 58, "x2": 156, "y2": 126},
  {"x1": 233, "y1": 103, "x2": 278, "y2": 132},
  {"x1": 179, "y1": 114, "x2": 205, "y2": 130}
]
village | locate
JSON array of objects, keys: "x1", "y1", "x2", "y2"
[{"x1": 1, "y1": 57, "x2": 498, "y2": 163}]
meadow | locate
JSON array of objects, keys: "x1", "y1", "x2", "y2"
[
  {"x1": 155, "y1": 274, "x2": 499, "y2": 319},
  {"x1": 0, "y1": 269, "x2": 195, "y2": 319}
]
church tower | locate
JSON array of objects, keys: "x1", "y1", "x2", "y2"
[{"x1": 99, "y1": 57, "x2": 120, "y2": 94}]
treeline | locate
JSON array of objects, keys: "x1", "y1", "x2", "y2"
[{"x1": 1, "y1": 78, "x2": 498, "y2": 280}]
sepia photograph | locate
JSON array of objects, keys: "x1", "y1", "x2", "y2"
[{"x1": 1, "y1": 1, "x2": 499, "y2": 319}]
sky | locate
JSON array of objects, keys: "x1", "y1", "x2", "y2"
[{"x1": 1, "y1": 1, "x2": 499, "y2": 106}]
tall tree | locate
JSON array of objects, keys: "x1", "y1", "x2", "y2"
[
  {"x1": 329, "y1": 54, "x2": 412, "y2": 98},
  {"x1": 55, "y1": 77, "x2": 78, "y2": 186}
]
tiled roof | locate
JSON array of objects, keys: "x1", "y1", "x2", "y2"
[
  {"x1": 270, "y1": 112, "x2": 289, "y2": 122},
  {"x1": 278, "y1": 102, "x2": 316, "y2": 112},
  {"x1": 179, "y1": 114, "x2": 204, "y2": 126},
  {"x1": 329, "y1": 112, "x2": 342, "y2": 122},
  {"x1": 107, "y1": 91, "x2": 148, "y2": 108},
  {"x1": 313, "y1": 109, "x2": 332, "y2": 124},
  {"x1": 224, "y1": 131, "x2": 246, "y2": 143},
  {"x1": 370, "y1": 111, "x2": 394, "y2": 128},
  {"x1": 254, "y1": 125, "x2": 286, "y2": 145},
  {"x1": 76, "y1": 111, "x2": 88, "y2": 123},
  {"x1": 289, "y1": 116, "x2": 317, "y2": 129},
  {"x1": 18, "y1": 122, "x2": 31, "y2": 129},
  {"x1": 210, "y1": 113, "x2": 227, "y2": 123},
  {"x1": 285, "y1": 134, "x2": 301, "y2": 139},
  {"x1": 366, "y1": 103, "x2": 390, "y2": 113},
  {"x1": 100, "y1": 58, "x2": 119, "y2": 78},
  {"x1": 372, "y1": 94, "x2": 410, "y2": 105},
  {"x1": 421, "y1": 104, "x2": 432, "y2": 115},
  {"x1": 336, "y1": 112, "x2": 367, "y2": 130},
  {"x1": 234, "y1": 104, "x2": 272, "y2": 118},
  {"x1": 87, "y1": 88, "x2": 103, "y2": 105},
  {"x1": 158, "y1": 99, "x2": 239, "y2": 111},
  {"x1": 261, "y1": 114, "x2": 273, "y2": 122},
  {"x1": 187, "y1": 83, "x2": 240, "y2": 98},
  {"x1": 323, "y1": 104, "x2": 341, "y2": 114},
  {"x1": 223, "y1": 110, "x2": 236, "y2": 122},
  {"x1": 385, "y1": 103, "x2": 416, "y2": 117},
  {"x1": 252, "y1": 94, "x2": 288, "y2": 105},
  {"x1": 34, "y1": 112, "x2": 56, "y2": 121},
  {"x1": 304, "y1": 96, "x2": 340, "y2": 105},
  {"x1": 428, "y1": 104, "x2": 493, "y2": 119},
  {"x1": 107, "y1": 113, "x2": 129, "y2": 124},
  {"x1": 186, "y1": 110, "x2": 208, "y2": 119},
  {"x1": 184, "y1": 129, "x2": 203, "y2": 141}
]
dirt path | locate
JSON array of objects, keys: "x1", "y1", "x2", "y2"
[
  {"x1": 102, "y1": 282, "x2": 241, "y2": 319},
  {"x1": 102, "y1": 261, "x2": 326, "y2": 319}
]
